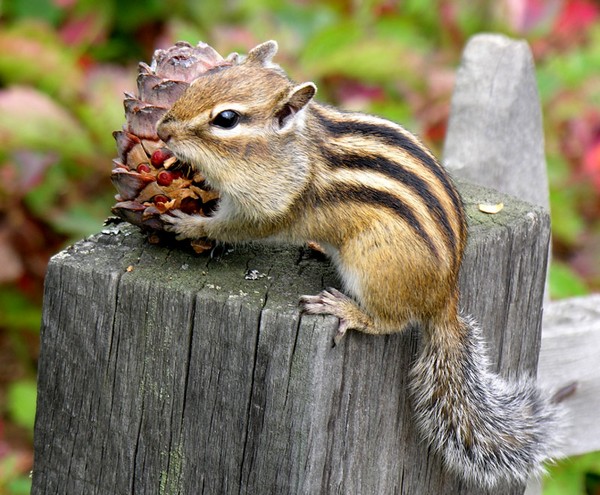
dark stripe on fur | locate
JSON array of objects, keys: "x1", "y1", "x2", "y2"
[
  {"x1": 318, "y1": 184, "x2": 439, "y2": 258},
  {"x1": 313, "y1": 105, "x2": 464, "y2": 223},
  {"x1": 322, "y1": 147, "x2": 457, "y2": 260}
]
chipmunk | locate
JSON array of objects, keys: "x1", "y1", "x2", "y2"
[{"x1": 157, "y1": 40, "x2": 562, "y2": 488}]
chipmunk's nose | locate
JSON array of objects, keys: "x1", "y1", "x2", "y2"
[{"x1": 156, "y1": 116, "x2": 172, "y2": 143}]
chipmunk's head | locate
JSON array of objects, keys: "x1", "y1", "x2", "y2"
[{"x1": 157, "y1": 41, "x2": 316, "y2": 191}]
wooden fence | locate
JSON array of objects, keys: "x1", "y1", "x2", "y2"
[{"x1": 31, "y1": 34, "x2": 598, "y2": 495}]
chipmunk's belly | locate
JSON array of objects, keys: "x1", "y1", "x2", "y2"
[{"x1": 319, "y1": 242, "x2": 364, "y2": 302}]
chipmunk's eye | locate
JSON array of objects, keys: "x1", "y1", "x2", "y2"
[{"x1": 211, "y1": 110, "x2": 240, "y2": 129}]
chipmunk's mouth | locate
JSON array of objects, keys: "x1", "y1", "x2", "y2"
[{"x1": 110, "y1": 138, "x2": 220, "y2": 250}]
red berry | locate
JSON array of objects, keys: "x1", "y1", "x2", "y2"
[
  {"x1": 151, "y1": 148, "x2": 173, "y2": 167},
  {"x1": 157, "y1": 170, "x2": 174, "y2": 186},
  {"x1": 153, "y1": 194, "x2": 169, "y2": 204},
  {"x1": 137, "y1": 163, "x2": 151, "y2": 173}
]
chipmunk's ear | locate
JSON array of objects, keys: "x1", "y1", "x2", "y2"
[
  {"x1": 276, "y1": 82, "x2": 317, "y2": 128},
  {"x1": 245, "y1": 40, "x2": 278, "y2": 67},
  {"x1": 288, "y1": 82, "x2": 317, "y2": 110},
  {"x1": 225, "y1": 51, "x2": 241, "y2": 64}
]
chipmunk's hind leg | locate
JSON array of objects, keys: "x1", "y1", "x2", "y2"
[{"x1": 300, "y1": 288, "x2": 375, "y2": 346}]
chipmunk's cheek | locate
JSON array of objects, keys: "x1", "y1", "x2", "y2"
[{"x1": 160, "y1": 140, "x2": 189, "y2": 165}]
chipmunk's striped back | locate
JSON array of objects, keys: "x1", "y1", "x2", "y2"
[
  {"x1": 277, "y1": 101, "x2": 469, "y2": 330},
  {"x1": 309, "y1": 104, "x2": 466, "y2": 273}
]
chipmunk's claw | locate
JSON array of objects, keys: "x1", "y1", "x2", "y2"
[
  {"x1": 300, "y1": 288, "x2": 353, "y2": 346},
  {"x1": 160, "y1": 210, "x2": 207, "y2": 240},
  {"x1": 333, "y1": 319, "x2": 350, "y2": 347}
]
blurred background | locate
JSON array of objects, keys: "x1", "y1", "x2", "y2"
[{"x1": 0, "y1": 0, "x2": 599, "y2": 493}]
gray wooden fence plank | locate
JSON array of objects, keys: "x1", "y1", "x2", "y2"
[
  {"x1": 538, "y1": 295, "x2": 600, "y2": 457},
  {"x1": 32, "y1": 182, "x2": 550, "y2": 495},
  {"x1": 443, "y1": 33, "x2": 549, "y2": 210}
]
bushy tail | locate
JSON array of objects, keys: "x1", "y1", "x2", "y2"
[{"x1": 409, "y1": 314, "x2": 563, "y2": 488}]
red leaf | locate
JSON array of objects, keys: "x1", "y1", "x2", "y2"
[
  {"x1": 553, "y1": 0, "x2": 599, "y2": 37},
  {"x1": 59, "y1": 12, "x2": 107, "y2": 47},
  {"x1": 583, "y1": 141, "x2": 600, "y2": 192}
]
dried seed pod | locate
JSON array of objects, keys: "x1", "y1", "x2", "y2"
[{"x1": 110, "y1": 41, "x2": 230, "y2": 252}]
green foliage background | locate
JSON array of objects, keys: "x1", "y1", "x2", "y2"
[{"x1": 0, "y1": 0, "x2": 599, "y2": 493}]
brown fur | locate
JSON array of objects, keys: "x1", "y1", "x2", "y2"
[{"x1": 158, "y1": 51, "x2": 465, "y2": 333}]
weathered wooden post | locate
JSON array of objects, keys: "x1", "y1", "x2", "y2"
[
  {"x1": 32, "y1": 182, "x2": 549, "y2": 495},
  {"x1": 442, "y1": 34, "x2": 570, "y2": 495},
  {"x1": 32, "y1": 35, "x2": 553, "y2": 495}
]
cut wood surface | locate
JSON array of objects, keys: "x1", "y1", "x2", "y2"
[{"x1": 32, "y1": 182, "x2": 552, "y2": 495}]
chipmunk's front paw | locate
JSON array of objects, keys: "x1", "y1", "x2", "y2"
[
  {"x1": 161, "y1": 211, "x2": 207, "y2": 240},
  {"x1": 300, "y1": 288, "x2": 356, "y2": 346}
]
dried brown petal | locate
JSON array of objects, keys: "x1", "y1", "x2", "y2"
[
  {"x1": 196, "y1": 187, "x2": 220, "y2": 203},
  {"x1": 138, "y1": 76, "x2": 190, "y2": 107},
  {"x1": 136, "y1": 181, "x2": 167, "y2": 203},
  {"x1": 113, "y1": 130, "x2": 141, "y2": 161},
  {"x1": 152, "y1": 199, "x2": 177, "y2": 214},
  {"x1": 136, "y1": 72, "x2": 162, "y2": 100},
  {"x1": 141, "y1": 139, "x2": 164, "y2": 157},
  {"x1": 138, "y1": 62, "x2": 153, "y2": 76},
  {"x1": 190, "y1": 238, "x2": 213, "y2": 254},
  {"x1": 165, "y1": 184, "x2": 196, "y2": 201},
  {"x1": 192, "y1": 172, "x2": 206, "y2": 183},
  {"x1": 151, "y1": 41, "x2": 227, "y2": 82},
  {"x1": 126, "y1": 143, "x2": 151, "y2": 168},
  {"x1": 153, "y1": 194, "x2": 169, "y2": 205},
  {"x1": 112, "y1": 159, "x2": 128, "y2": 170},
  {"x1": 111, "y1": 201, "x2": 164, "y2": 231},
  {"x1": 142, "y1": 205, "x2": 162, "y2": 217},
  {"x1": 112, "y1": 200, "x2": 145, "y2": 212},
  {"x1": 125, "y1": 106, "x2": 168, "y2": 139},
  {"x1": 163, "y1": 155, "x2": 178, "y2": 169},
  {"x1": 111, "y1": 168, "x2": 156, "y2": 200}
]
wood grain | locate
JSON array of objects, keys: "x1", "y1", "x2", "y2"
[{"x1": 32, "y1": 182, "x2": 550, "y2": 495}]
